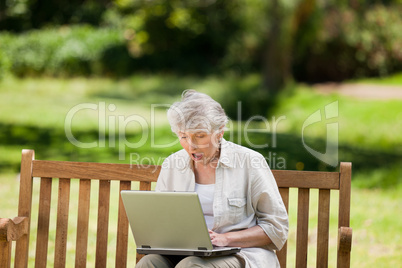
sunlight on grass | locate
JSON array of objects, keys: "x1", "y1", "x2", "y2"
[
  {"x1": 0, "y1": 76, "x2": 170, "y2": 131},
  {"x1": 349, "y1": 185, "x2": 402, "y2": 267},
  {"x1": 270, "y1": 86, "x2": 402, "y2": 153}
]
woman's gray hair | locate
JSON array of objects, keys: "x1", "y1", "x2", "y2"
[{"x1": 167, "y1": 90, "x2": 228, "y2": 134}]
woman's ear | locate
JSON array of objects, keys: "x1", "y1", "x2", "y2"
[
  {"x1": 212, "y1": 130, "x2": 224, "y2": 147},
  {"x1": 219, "y1": 130, "x2": 224, "y2": 140},
  {"x1": 219, "y1": 127, "x2": 225, "y2": 140}
]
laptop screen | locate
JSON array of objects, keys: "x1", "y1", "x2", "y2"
[{"x1": 121, "y1": 191, "x2": 214, "y2": 250}]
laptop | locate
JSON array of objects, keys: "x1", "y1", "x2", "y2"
[{"x1": 121, "y1": 191, "x2": 241, "y2": 257}]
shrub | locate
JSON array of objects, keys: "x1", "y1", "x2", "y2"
[
  {"x1": 102, "y1": 0, "x2": 242, "y2": 75},
  {"x1": 5, "y1": 29, "x2": 63, "y2": 76},
  {"x1": 48, "y1": 26, "x2": 126, "y2": 76},
  {"x1": 292, "y1": 4, "x2": 402, "y2": 82},
  {"x1": 0, "y1": 35, "x2": 12, "y2": 79},
  {"x1": 0, "y1": 25, "x2": 128, "y2": 77}
]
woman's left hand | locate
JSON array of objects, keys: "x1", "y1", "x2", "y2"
[
  {"x1": 208, "y1": 226, "x2": 272, "y2": 248},
  {"x1": 208, "y1": 230, "x2": 229, "y2": 247}
]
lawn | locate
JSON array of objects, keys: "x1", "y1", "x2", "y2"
[{"x1": 0, "y1": 74, "x2": 401, "y2": 267}]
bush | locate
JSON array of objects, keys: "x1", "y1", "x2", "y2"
[
  {"x1": 5, "y1": 29, "x2": 63, "y2": 76},
  {"x1": 292, "y1": 4, "x2": 402, "y2": 82},
  {"x1": 0, "y1": 25, "x2": 129, "y2": 77},
  {"x1": 102, "y1": 0, "x2": 243, "y2": 75},
  {"x1": 213, "y1": 73, "x2": 270, "y2": 120},
  {"x1": 0, "y1": 37, "x2": 12, "y2": 79}
]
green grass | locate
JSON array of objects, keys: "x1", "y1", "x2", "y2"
[
  {"x1": 0, "y1": 76, "x2": 171, "y2": 130},
  {"x1": 349, "y1": 186, "x2": 402, "y2": 267},
  {"x1": 270, "y1": 85, "x2": 402, "y2": 153}
]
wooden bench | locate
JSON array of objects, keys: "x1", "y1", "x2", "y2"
[{"x1": 0, "y1": 149, "x2": 352, "y2": 267}]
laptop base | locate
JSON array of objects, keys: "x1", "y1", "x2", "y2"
[{"x1": 137, "y1": 247, "x2": 241, "y2": 257}]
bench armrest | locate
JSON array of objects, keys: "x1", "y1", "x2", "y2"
[
  {"x1": 338, "y1": 226, "x2": 352, "y2": 253},
  {"x1": 337, "y1": 226, "x2": 352, "y2": 267},
  {"x1": 0, "y1": 217, "x2": 29, "y2": 242}
]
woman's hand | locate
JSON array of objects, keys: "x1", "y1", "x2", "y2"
[
  {"x1": 209, "y1": 230, "x2": 229, "y2": 247},
  {"x1": 208, "y1": 226, "x2": 272, "y2": 248}
]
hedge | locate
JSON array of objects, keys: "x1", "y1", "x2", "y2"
[{"x1": 0, "y1": 25, "x2": 130, "y2": 77}]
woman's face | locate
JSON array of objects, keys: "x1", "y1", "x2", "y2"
[{"x1": 178, "y1": 131, "x2": 222, "y2": 164}]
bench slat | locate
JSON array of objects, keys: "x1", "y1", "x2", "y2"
[
  {"x1": 95, "y1": 180, "x2": 111, "y2": 268},
  {"x1": 277, "y1": 187, "x2": 290, "y2": 268},
  {"x1": 54, "y1": 178, "x2": 71, "y2": 268},
  {"x1": 116, "y1": 181, "x2": 131, "y2": 268},
  {"x1": 338, "y1": 163, "x2": 351, "y2": 228},
  {"x1": 32, "y1": 160, "x2": 160, "y2": 182},
  {"x1": 0, "y1": 241, "x2": 11, "y2": 268},
  {"x1": 75, "y1": 179, "x2": 91, "y2": 268},
  {"x1": 337, "y1": 163, "x2": 352, "y2": 268},
  {"x1": 32, "y1": 160, "x2": 340, "y2": 189},
  {"x1": 35, "y1": 177, "x2": 52, "y2": 267},
  {"x1": 140, "y1": 181, "x2": 152, "y2": 191},
  {"x1": 15, "y1": 150, "x2": 35, "y2": 267},
  {"x1": 316, "y1": 189, "x2": 331, "y2": 268},
  {"x1": 273, "y1": 170, "x2": 339, "y2": 189},
  {"x1": 296, "y1": 188, "x2": 310, "y2": 268}
]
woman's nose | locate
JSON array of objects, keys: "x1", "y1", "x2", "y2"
[
  {"x1": 188, "y1": 137, "x2": 199, "y2": 149},
  {"x1": 189, "y1": 141, "x2": 198, "y2": 149}
]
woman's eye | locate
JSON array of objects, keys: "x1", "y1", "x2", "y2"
[{"x1": 195, "y1": 133, "x2": 206, "y2": 138}]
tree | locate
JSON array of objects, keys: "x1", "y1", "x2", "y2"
[
  {"x1": 0, "y1": 0, "x2": 111, "y2": 31},
  {"x1": 263, "y1": 0, "x2": 318, "y2": 94}
]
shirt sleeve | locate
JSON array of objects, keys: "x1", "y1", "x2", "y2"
[
  {"x1": 250, "y1": 156, "x2": 289, "y2": 250},
  {"x1": 154, "y1": 151, "x2": 195, "y2": 192}
]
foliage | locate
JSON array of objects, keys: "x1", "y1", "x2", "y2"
[
  {"x1": 1, "y1": 1, "x2": 402, "y2": 81},
  {"x1": 293, "y1": 4, "x2": 402, "y2": 82},
  {"x1": 0, "y1": 46, "x2": 11, "y2": 79},
  {"x1": 0, "y1": 0, "x2": 110, "y2": 31},
  {"x1": 209, "y1": 73, "x2": 272, "y2": 119},
  {"x1": 102, "y1": 0, "x2": 245, "y2": 74},
  {"x1": 0, "y1": 26, "x2": 127, "y2": 77}
]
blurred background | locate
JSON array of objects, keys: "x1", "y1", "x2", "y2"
[{"x1": 0, "y1": 0, "x2": 401, "y2": 267}]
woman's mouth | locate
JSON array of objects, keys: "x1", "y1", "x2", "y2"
[{"x1": 192, "y1": 153, "x2": 203, "y2": 161}]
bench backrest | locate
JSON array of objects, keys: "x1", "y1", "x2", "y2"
[{"x1": 12, "y1": 149, "x2": 351, "y2": 267}]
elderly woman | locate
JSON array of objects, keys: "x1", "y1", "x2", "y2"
[{"x1": 137, "y1": 90, "x2": 288, "y2": 268}]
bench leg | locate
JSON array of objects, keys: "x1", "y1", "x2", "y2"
[{"x1": 0, "y1": 241, "x2": 11, "y2": 268}]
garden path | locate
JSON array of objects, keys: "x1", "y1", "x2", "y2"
[{"x1": 314, "y1": 83, "x2": 402, "y2": 100}]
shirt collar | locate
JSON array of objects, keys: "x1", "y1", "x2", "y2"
[{"x1": 217, "y1": 138, "x2": 235, "y2": 168}]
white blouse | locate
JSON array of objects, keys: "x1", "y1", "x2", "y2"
[
  {"x1": 195, "y1": 183, "x2": 215, "y2": 230},
  {"x1": 155, "y1": 139, "x2": 289, "y2": 268}
]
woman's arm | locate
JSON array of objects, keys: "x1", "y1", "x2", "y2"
[{"x1": 209, "y1": 225, "x2": 272, "y2": 248}]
